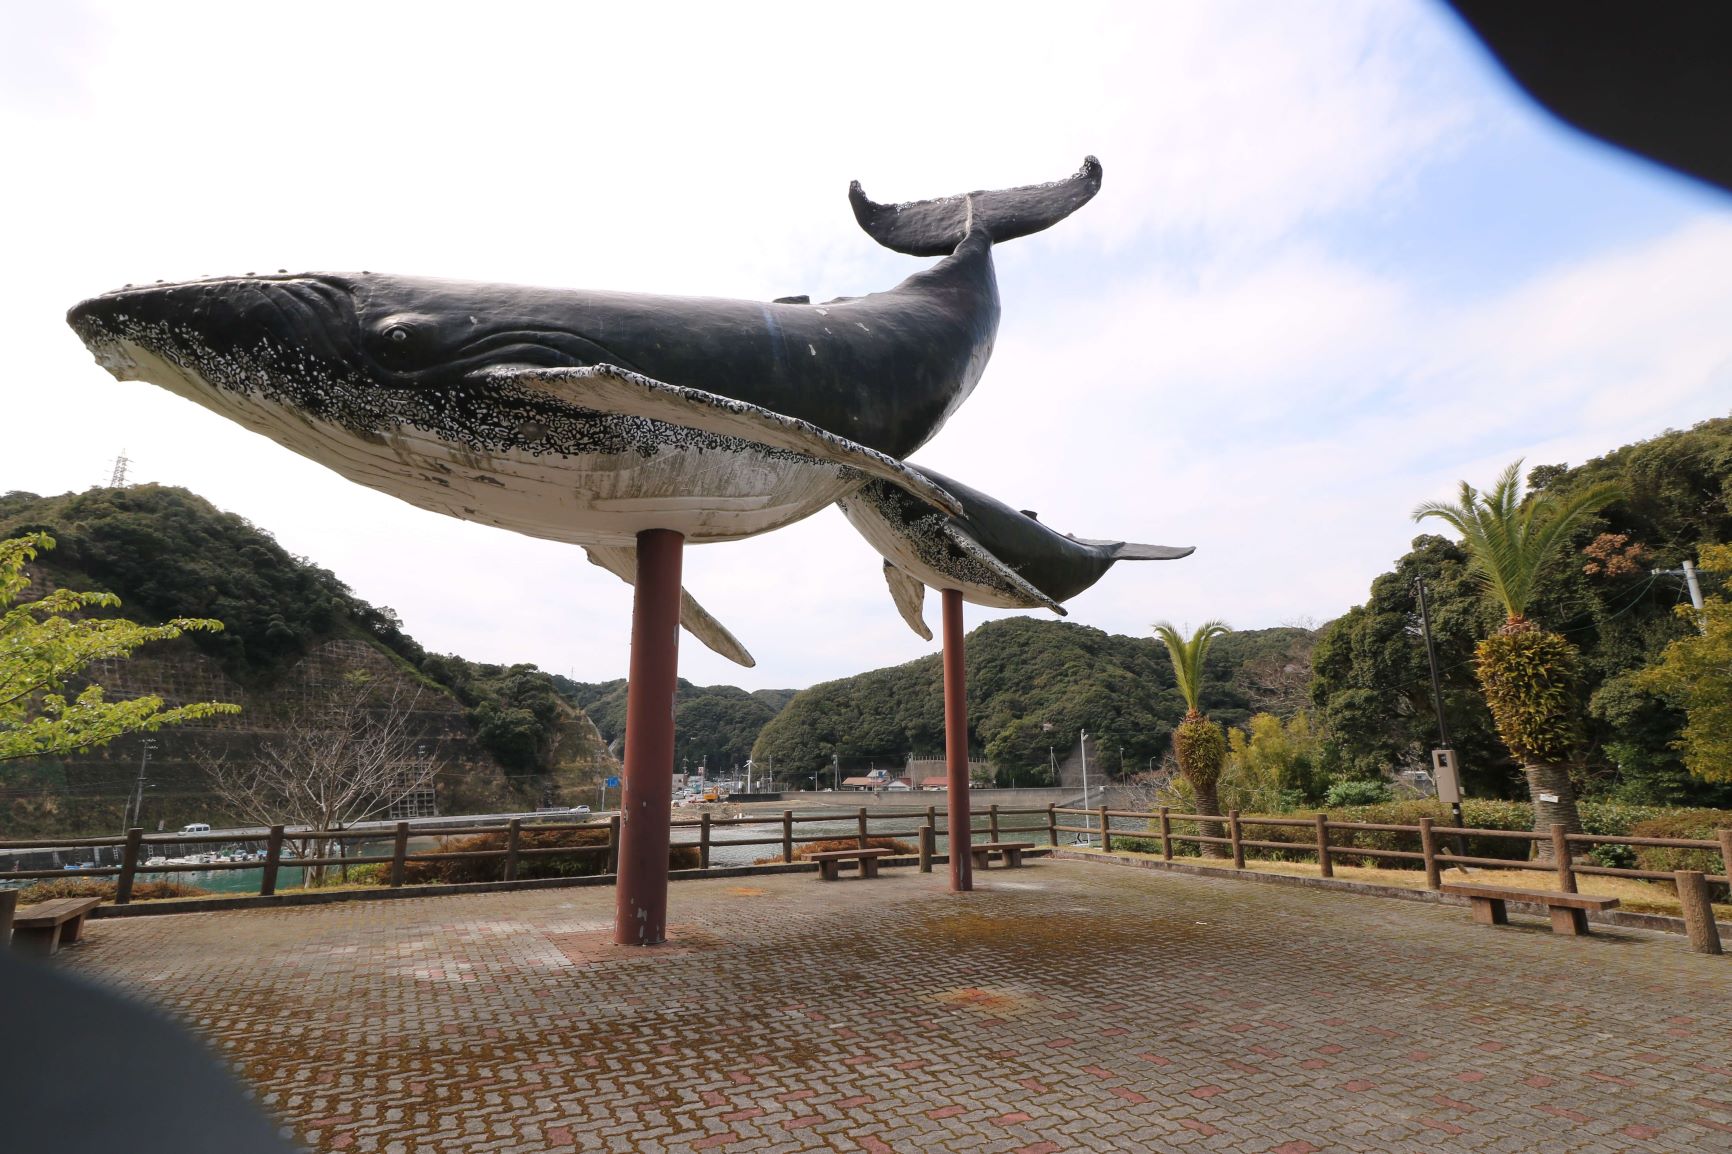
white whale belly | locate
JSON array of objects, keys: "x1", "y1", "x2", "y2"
[{"x1": 115, "y1": 338, "x2": 863, "y2": 546}]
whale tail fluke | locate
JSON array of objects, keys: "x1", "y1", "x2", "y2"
[
  {"x1": 1073, "y1": 538, "x2": 1196, "y2": 561},
  {"x1": 850, "y1": 156, "x2": 1102, "y2": 257}
]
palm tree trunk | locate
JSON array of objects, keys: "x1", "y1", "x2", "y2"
[
  {"x1": 1193, "y1": 781, "x2": 1228, "y2": 859},
  {"x1": 1523, "y1": 761, "x2": 1582, "y2": 861}
]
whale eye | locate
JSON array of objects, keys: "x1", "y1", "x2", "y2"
[{"x1": 386, "y1": 325, "x2": 411, "y2": 344}]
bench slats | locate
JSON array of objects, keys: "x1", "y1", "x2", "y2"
[
  {"x1": 13, "y1": 897, "x2": 103, "y2": 927},
  {"x1": 1440, "y1": 884, "x2": 1619, "y2": 912}
]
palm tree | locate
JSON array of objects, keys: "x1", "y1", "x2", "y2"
[
  {"x1": 1413, "y1": 461, "x2": 1620, "y2": 851},
  {"x1": 1153, "y1": 620, "x2": 1232, "y2": 857}
]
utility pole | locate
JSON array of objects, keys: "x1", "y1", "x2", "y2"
[
  {"x1": 1414, "y1": 575, "x2": 1467, "y2": 839},
  {"x1": 1654, "y1": 559, "x2": 1707, "y2": 632},
  {"x1": 125, "y1": 737, "x2": 156, "y2": 833},
  {"x1": 832, "y1": 751, "x2": 840, "y2": 791}
]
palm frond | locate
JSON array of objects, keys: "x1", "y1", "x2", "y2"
[
  {"x1": 1152, "y1": 619, "x2": 1231, "y2": 713},
  {"x1": 1412, "y1": 459, "x2": 1621, "y2": 620}
]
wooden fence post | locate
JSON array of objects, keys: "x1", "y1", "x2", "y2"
[
  {"x1": 1315, "y1": 812, "x2": 1333, "y2": 879},
  {"x1": 1159, "y1": 807, "x2": 1172, "y2": 860},
  {"x1": 782, "y1": 810, "x2": 794, "y2": 863},
  {"x1": 1551, "y1": 824, "x2": 1577, "y2": 894},
  {"x1": 1676, "y1": 870, "x2": 1723, "y2": 955},
  {"x1": 700, "y1": 812, "x2": 712, "y2": 870},
  {"x1": 260, "y1": 825, "x2": 285, "y2": 897},
  {"x1": 0, "y1": 888, "x2": 15, "y2": 947},
  {"x1": 1046, "y1": 803, "x2": 1058, "y2": 847},
  {"x1": 1098, "y1": 805, "x2": 1111, "y2": 854},
  {"x1": 503, "y1": 818, "x2": 522, "y2": 882},
  {"x1": 606, "y1": 814, "x2": 621, "y2": 874},
  {"x1": 1229, "y1": 809, "x2": 1244, "y2": 869},
  {"x1": 1419, "y1": 817, "x2": 1441, "y2": 890},
  {"x1": 919, "y1": 825, "x2": 934, "y2": 873},
  {"x1": 115, "y1": 827, "x2": 144, "y2": 906},
  {"x1": 989, "y1": 804, "x2": 1000, "y2": 842},
  {"x1": 1718, "y1": 828, "x2": 1732, "y2": 886},
  {"x1": 857, "y1": 806, "x2": 869, "y2": 849},
  {"x1": 390, "y1": 821, "x2": 410, "y2": 888}
]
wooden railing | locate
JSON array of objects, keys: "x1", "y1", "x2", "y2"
[
  {"x1": 1053, "y1": 805, "x2": 1732, "y2": 948},
  {"x1": 0, "y1": 804, "x2": 1057, "y2": 905}
]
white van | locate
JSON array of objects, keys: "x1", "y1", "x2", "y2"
[{"x1": 180, "y1": 822, "x2": 211, "y2": 834}]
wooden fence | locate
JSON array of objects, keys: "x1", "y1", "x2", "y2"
[
  {"x1": 1051, "y1": 805, "x2": 1732, "y2": 888},
  {"x1": 0, "y1": 804, "x2": 1054, "y2": 905}
]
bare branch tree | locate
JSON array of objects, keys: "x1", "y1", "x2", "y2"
[{"x1": 197, "y1": 670, "x2": 429, "y2": 881}]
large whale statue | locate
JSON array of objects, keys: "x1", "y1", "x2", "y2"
[
  {"x1": 67, "y1": 160, "x2": 1102, "y2": 666},
  {"x1": 838, "y1": 465, "x2": 1193, "y2": 639}
]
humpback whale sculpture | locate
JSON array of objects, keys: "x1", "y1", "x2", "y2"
[
  {"x1": 838, "y1": 466, "x2": 1193, "y2": 640},
  {"x1": 66, "y1": 158, "x2": 1102, "y2": 668},
  {"x1": 67, "y1": 158, "x2": 1109, "y2": 937}
]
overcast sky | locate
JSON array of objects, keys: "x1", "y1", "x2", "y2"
[{"x1": 3, "y1": 1, "x2": 1729, "y2": 691}]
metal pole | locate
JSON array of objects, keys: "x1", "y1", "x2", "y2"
[
  {"x1": 1414, "y1": 575, "x2": 1465, "y2": 831},
  {"x1": 1079, "y1": 730, "x2": 1091, "y2": 844},
  {"x1": 614, "y1": 528, "x2": 683, "y2": 946},
  {"x1": 942, "y1": 589, "x2": 973, "y2": 892},
  {"x1": 125, "y1": 738, "x2": 154, "y2": 835}
]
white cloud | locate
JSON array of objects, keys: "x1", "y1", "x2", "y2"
[{"x1": 2, "y1": 1, "x2": 1727, "y2": 691}]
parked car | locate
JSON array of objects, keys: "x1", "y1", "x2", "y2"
[
  {"x1": 180, "y1": 822, "x2": 211, "y2": 834},
  {"x1": 570, "y1": 805, "x2": 592, "y2": 816}
]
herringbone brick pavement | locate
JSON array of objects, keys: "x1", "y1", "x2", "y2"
[{"x1": 52, "y1": 858, "x2": 1732, "y2": 1152}]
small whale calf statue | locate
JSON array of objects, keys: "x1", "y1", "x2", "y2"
[
  {"x1": 839, "y1": 466, "x2": 1192, "y2": 639},
  {"x1": 67, "y1": 160, "x2": 1103, "y2": 666}
]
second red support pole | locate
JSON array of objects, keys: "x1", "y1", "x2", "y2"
[
  {"x1": 614, "y1": 528, "x2": 684, "y2": 946},
  {"x1": 942, "y1": 588, "x2": 973, "y2": 892}
]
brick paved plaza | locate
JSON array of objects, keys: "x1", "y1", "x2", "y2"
[{"x1": 55, "y1": 858, "x2": 1732, "y2": 1153}]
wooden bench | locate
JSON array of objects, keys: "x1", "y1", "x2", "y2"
[
  {"x1": 970, "y1": 841, "x2": 1035, "y2": 870},
  {"x1": 809, "y1": 847, "x2": 895, "y2": 881},
  {"x1": 1441, "y1": 883, "x2": 1619, "y2": 937},
  {"x1": 11, "y1": 897, "x2": 102, "y2": 956}
]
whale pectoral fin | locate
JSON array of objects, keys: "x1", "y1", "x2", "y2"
[
  {"x1": 477, "y1": 364, "x2": 962, "y2": 518},
  {"x1": 943, "y1": 525, "x2": 1068, "y2": 616},
  {"x1": 1072, "y1": 538, "x2": 1196, "y2": 561},
  {"x1": 882, "y1": 561, "x2": 933, "y2": 641},
  {"x1": 850, "y1": 156, "x2": 1103, "y2": 256},
  {"x1": 585, "y1": 545, "x2": 756, "y2": 668}
]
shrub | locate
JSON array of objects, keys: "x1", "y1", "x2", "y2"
[
  {"x1": 1324, "y1": 780, "x2": 1393, "y2": 808},
  {"x1": 756, "y1": 837, "x2": 919, "y2": 864},
  {"x1": 15, "y1": 878, "x2": 211, "y2": 904},
  {"x1": 1629, "y1": 811, "x2": 1732, "y2": 880},
  {"x1": 794, "y1": 836, "x2": 917, "y2": 860},
  {"x1": 387, "y1": 825, "x2": 696, "y2": 886},
  {"x1": 1109, "y1": 836, "x2": 1163, "y2": 855}
]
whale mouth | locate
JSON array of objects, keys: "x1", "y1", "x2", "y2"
[{"x1": 68, "y1": 274, "x2": 363, "y2": 380}]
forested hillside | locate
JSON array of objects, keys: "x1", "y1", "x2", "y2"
[
  {"x1": 555, "y1": 676, "x2": 793, "y2": 777},
  {"x1": 750, "y1": 618, "x2": 1315, "y2": 781},
  {"x1": 0, "y1": 486, "x2": 617, "y2": 833},
  {"x1": 1311, "y1": 417, "x2": 1732, "y2": 807}
]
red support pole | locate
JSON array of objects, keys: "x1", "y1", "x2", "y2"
[
  {"x1": 614, "y1": 528, "x2": 684, "y2": 946},
  {"x1": 942, "y1": 588, "x2": 973, "y2": 892}
]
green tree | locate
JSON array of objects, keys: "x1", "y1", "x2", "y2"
[
  {"x1": 1153, "y1": 620, "x2": 1232, "y2": 856},
  {"x1": 1639, "y1": 544, "x2": 1732, "y2": 783},
  {"x1": 0, "y1": 533, "x2": 238, "y2": 761},
  {"x1": 1222, "y1": 711, "x2": 1328, "y2": 810},
  {"x1": 1413, "y1": 461, "x2": 1621, "y2": 846}
]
